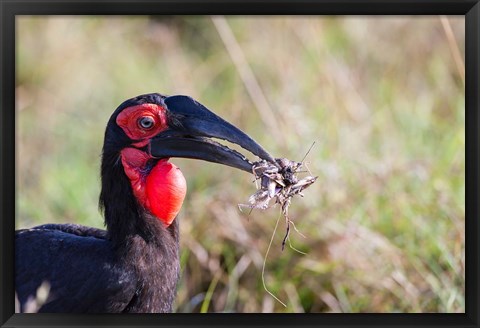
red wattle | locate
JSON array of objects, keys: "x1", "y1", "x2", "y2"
[
  {"x1": 145, "y1": 162, "x2": 187, "y2": 226},
  {"x1": 120, "y1": 148, "x2": 187, "y2": 227}
]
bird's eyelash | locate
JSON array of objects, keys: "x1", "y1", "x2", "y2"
[{"x1": 166, "y1": 112, "x2": 185, "y2": 130}]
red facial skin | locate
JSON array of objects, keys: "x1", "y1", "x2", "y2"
[{"x1": 117, "y1": 104, "x2": 187, "y2": 227}]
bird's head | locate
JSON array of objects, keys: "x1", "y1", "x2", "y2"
[{"x1": 100, "y1": 93, "x2": 275, "y2": 228}]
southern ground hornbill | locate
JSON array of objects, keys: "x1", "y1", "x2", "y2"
[{"x1": 15, "y1": 93, "x2": 275, "y2": 313}]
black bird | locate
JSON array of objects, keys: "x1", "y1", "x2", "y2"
[{"x1": 15, "y1": 93, "x2": 275, "y2": 313}]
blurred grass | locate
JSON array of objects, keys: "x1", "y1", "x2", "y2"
[{"x1": 16, "y1": 16, "x2": 465, "y2": 313}]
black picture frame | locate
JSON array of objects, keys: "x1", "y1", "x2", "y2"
[{"x1": 1, "y1": 1, "x2": 478, "y2": 327}]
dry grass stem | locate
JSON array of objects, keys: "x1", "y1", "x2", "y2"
[
  {"x1": 262, "y1": 210, "x2": 287, "y2": 308},
  {"x1": 440, "y1": 16, "x2": 465, "y2": 86},
  {"x1": 211, "y1": 16, "x2": 286, "y2": 145}
]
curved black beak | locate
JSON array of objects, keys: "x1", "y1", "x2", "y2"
[{"x1": 149, "y1": 95, "x2": 276, "y2": 172}]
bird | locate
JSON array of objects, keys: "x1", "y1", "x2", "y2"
[{"x1": 15, "y1": 93, "x2": 275, "y2": 313}]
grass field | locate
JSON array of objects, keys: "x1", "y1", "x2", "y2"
[{"x1": 16, "y1": 16, "x2": 465, "y2": 313}]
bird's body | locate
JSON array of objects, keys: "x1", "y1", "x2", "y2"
[
  {"x1": 16, "y1": 220, "x2": 179, "y2": 313},
  {"x1": 15, "y1": 93, "x2": 275, "y2": 313},
  {"x1": 17, "y1": 224, "x2": 138, "y2": 313}
]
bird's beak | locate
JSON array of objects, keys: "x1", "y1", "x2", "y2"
[{"x1": 149, "y1": 95, "x2": 276, "y2": 172}]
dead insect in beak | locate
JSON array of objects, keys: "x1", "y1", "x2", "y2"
[
  {"x1": 239, "y1": 155, "x2": 318, "y2": 250},
  {"x1": 241, "y1": 158, "x2": 317, "y2": 210}
]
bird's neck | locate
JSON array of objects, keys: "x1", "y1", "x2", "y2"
[
  {"x1": 120, "y1": 217, "x2": 180, "y2": 313},
  {"x1": 99, "y1": 159, "x2": 181, "y2": 312}
]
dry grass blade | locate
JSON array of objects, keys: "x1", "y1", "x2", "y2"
[
  {"x1": 211, "y1": 15, "x2": 286, "y2": 145},
  {"x1": 16, "y1": 281, "x2": 51, "y2": 313},
  {"x1": 439, "y1": 16, "x2": 465, "y2": 86},
  {"x1": 262, "y1": 210, "x2": 287, "y2": 308}
]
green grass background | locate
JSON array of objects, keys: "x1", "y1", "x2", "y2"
[{"x1": 16, "y1": 16, "x2": 465, "y2": 313}]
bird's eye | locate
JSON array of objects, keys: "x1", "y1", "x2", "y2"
[{"x1": 138, "y1": 116, "x2": 155, "y2": 130}]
